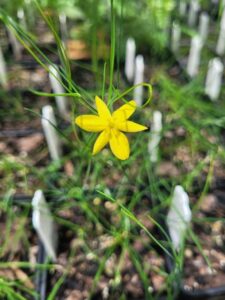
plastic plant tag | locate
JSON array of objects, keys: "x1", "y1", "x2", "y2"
[
  {"x1": 24, "y1": 0, "x2": 34, "y2": 27},
  {"x1": 216, "y1": 9, "x2": 225, "y2": 55},
  {"x1": 49, "y1": 64, "x2": 68, "y2": 118},
  {"x1": 0, "y1": 45, "x2": 7, "y2": 89},
  {"x1": 187, "y1": 35, "x2": 203, "y2": 78},
  {"x1": 59, "y1": 14, "x2": 68, "y2": 42},
  {"x1": 198, "y1": 12, "x2": 209, "y2": 43},
  {"x1": 42, "y1": 105, "x2": 62, "y2": 161},
  {"x1": 171, "y1": 22, "x2": 181, "y2": 54},
  {"x1": 32, "y1": 190, "x2": 57, "y2": 261},
  {"x1": 179, "y1": 2, "x2": 187, "y2": 17},
  {"x1": 216, "y1": 31, "x2": 225, "y2": 56},
  {"x1": 188, "y1": 0, "x2": 200, "y2": 27},
  {"x1": 133, "y1": 55, "x2": 144, "y2": 106},
  {"x1": 148, "y1": 111, "x2": 162, "y2": 163},
  {"x1": 17, "y1": 8, "x2": 27, "y2": 29},
  {"x1": 220, "y1": 7, "x2": 225, "y2": 29},
  {"x1": 166, "y1": 186, "x2": 192, "y2": 250},
  {"x1": 205, "y1": 57, "x2": 224, "y2": 101},
  {"x1": 125, "y1": 38, "x2": 136, "y2": 82},
  {"x1": 7, "y1": 28, "x2": 22, "y2": 60}
]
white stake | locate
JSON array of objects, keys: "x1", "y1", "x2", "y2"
[
  {"x1": 133, "y1": 55, "x2": 144, "y2": 106},
  {"x1": 211, "y1": 0, "x2": 219, "y2": 5},
  {"x1": 216, "y1": 9, "x2": 225, "y2": 55},
  {"x1": 41, "y1": 105, "x2": 62, "y2": 161},
  {"x1": 216, "y1": 31, "x2": 225, "y2": 56},
  {"x1": 125, "y1": 38, "x2": 136, "y2": 82},
  {"x1": 7, "y1": 28, "x2": 22, "y2": 60},
  {"x1": 166, "y1": 186, "x2": 192, "y2": 250},
  {"x1": 171, "y1": 22, "x2": 181, "y2": 54},
  {"x1": 59, "y1": 13, "x2": 68, "y2": 42},
  {"x1": 198, "y1": 12, "x2": 209, "y2": 43},
  {"x1": 32, "y1": 190, "x2": 57, "y2": 261},
  {"x1": 25, "y1": 0, "x2": 34, "y2": 27},
  {"x1": 0, "y1": 45, "x2": 7, "y2": 89},
  {"x1": 188, "y1": 0, "x2": 200, "y2": 27},
  {"x1": 205, "y1": 57, "x2": 224, "y2": 101},
  {"x1": 49, "y1": 64, "x2": 68, "y2": 118},
  {"x1": 17, "y1": 8, "x2": 27, "y2": 30},
  {"x1": 186, "y1": 35, "x2": 203, "y2": 78},
  {"x1": 148, "y1": 111, "x2": 162, "y2": 163},
  {"x1": 179, "y1": 2, "x2": 187, "y2": 17},
  {"x1": 220, "y1": 7, "x2": 225, "y2": 28}
]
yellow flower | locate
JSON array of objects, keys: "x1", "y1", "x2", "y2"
[{"x1": 75, "y1": 96, "x2": 148, "y2": 160}]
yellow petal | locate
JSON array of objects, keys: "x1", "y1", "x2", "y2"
[
  {"x1": 93, "y1": 130, "x2": 110, "y2": 155},
  {"x1": 109, "y1": 129, "x2": 130, "y2": 160},
  {"x1": 116, "y1": 120, "x2": 148, "y2": 132},
  {"x1": 112, "y1": 100, "x2": 136, "y2": 121},
  {"x1": 75, "y1": 115, "x2": 107, "y2": 132},
  {"x1": 95, "y1": 96, "x2": 111, "y2": 119}
]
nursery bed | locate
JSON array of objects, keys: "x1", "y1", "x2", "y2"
[{"x1": 1, "y1": 1, "x2": 225, "y2": 299}]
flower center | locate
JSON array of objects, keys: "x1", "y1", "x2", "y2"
[{"x1": 108, "y1": 119, "x2": 115, "y2": 129}]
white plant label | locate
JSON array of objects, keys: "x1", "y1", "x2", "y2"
[
  {"x1": 133, "y1": 55, "x2": 144, "y2": 106},
  {"x1": 171, "y1": 22, "x2": 181, "y2": 54},
  {"x1": 166, "y1": 186, "x2": 192, "y2": 250},
  {"x1": 187, "y1": 35, "x2": 203, "y2": 78},
  {"x1": 42, "y1": 105, "x2": 62, "y2": 161},
  {"x1": 216, "y1": 9, "x2": 225, "y2": 55},
  {"x1": 17, "y1": 8, "x2": 27, "y2": 29},
  {"x1": 148, "y1": 111, "x2": 162, "y2": 163},
  {"x1": 216, "y1": 31, "x2": 225, "y2": 56},
  {"x1": 32, "y1": 190, "x2": 57, "y2": 261},
  {"x1": 59, "y1": 13, "x2": 68, "y2": 42},
  {"x1": 0, "y1": 45, "x2": 7, "y2": 89},
  {"x1": 7, "y1": 28, "x2": 22, "y2": 60},
  {"x1": 198, "y1": 12, "x2": 209, "y2": 43},
  {"x1": 24, "y1": 0, "x2": 34, "y2": 26},
  {"x1": 220, "y1": 7, "x2": 225, "y2": 29},
  {"x1": 125, "y1": 38, "x2": 136, "y2": 82},
  {"x1": 179, "y1": 2, "x2": 187, "y2": 17},
  {"x1": 49, "y1": 64, "x2": 68, "y2": 118},
  {"x1": 205, "y1": 57, "x2": 224, "y2": 101},
  {"x1": 188, "y1": 0, "x2": 200, "y2": 27}
]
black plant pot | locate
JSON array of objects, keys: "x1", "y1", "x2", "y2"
[
  {"x1": 165, "y1": 252, "x2": 225, "y2": 300},
  {"x1": 11, "y1": 195, "x2": 51, "y2": 300},
  {"x1": 153, "y1": 208, "x2": 225, "y2": 300},
  {"x1": 35, "y1": 241, "x2": 48, "y2": 300}
]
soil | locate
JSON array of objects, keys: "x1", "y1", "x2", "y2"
[
  {"x1": 6, "y1": 65, "x2": 50, "y2": 90},
  {"x1": 0, "y1": 204, "x2": 38, "y2": 298},
  {"x1": 48, "y1": 206, "x2": 167, "y2": 300},
  {"x1": 183, "y1": 213, "x2": 225, "y2": 291},
  {"x1": 0, "y1": 66, "x2": 51, "y2": 132},
  {"x1": 181, "y1": 178, "x2": 225, "y2": 292}
]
